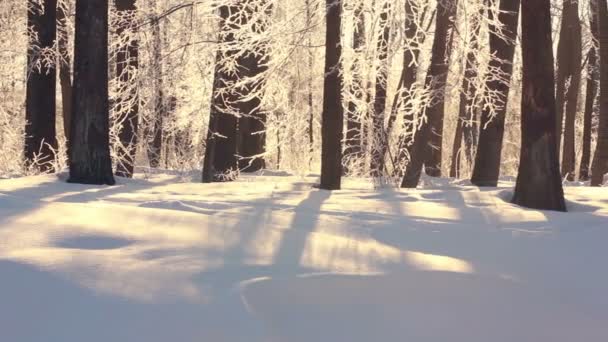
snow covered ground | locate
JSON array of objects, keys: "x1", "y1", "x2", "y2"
[{"x1": 0, "y1": 171, "x2": 607, "y2": 342}]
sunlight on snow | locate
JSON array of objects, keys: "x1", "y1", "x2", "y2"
[{"x1": 0, "y1": 194, "x2": 474, "y2": 302}]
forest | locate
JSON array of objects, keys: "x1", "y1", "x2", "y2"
[{"x1": 0, "y1": 0, "x2": 607, "y2": 341}]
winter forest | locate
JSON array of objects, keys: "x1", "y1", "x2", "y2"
[{"x1": 1, "y1": 0, "x2": 608, "y2": 341}]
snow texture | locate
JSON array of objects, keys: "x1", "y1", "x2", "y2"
[{"x1": 0, "y1": 171, "x2": 607, "y2": 342}]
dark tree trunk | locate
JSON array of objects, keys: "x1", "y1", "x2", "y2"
[
  {"x1": 450, "y1": 10, "x2": 482, "y2": 179},
  {"x1": 512, "y1": 0, "x2": 566, "y2": 211},
  {"x1": 320, "y1": 0, "x2": 344, "y2": 190},
  {"x1": 370, "y1": 2, "x2": 391, "y2": 177},
  {"x1": 68, "y1": 0, "x2": 115, "y2": 185},
  {"x1": 202, "y1": 5, "x2": 240, "y2": 183},
  {"x1": 591, "y1": 0, "x2": 608, "y2": 186},
  {"x1": 402, "y1": 0, "x2": 457, "y2": 187},
  {"x1": 25, "y1": 0, "x2": 58, "y2": 172},
  {"x1": 57, "y1": 2, "x2": 72, "y2": 147},
  {"x1": 580, "y1": 0, "x2": 599, "y2": 181},
  {"x1": 114, "y1": 0, "x2": 140, "y2": 178},
  {"x1": 148, "y1": 13, "x2": 163, "y2": 168},
  {"x1": 556, "y1": 0, "x2": 582, "y2": 181},
  {"x1": 237, "y1": 1, "x2": 272, "y2": 173},
  {"x1": 471, "y1": 0, "x2": 520, "y2": 187},
  {"x1": 343, "y1": 3, "x2": 365, "y2": 172}
]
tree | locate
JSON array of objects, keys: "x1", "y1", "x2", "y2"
[
  {"x1": 512, "y1": 0, "x2": 566, "y2": 211},
  {"x1": 471, "y1": 0, "x2": 520, "y2": 187},
  {"x1": 57, "y1": 1, "x2": 72, "y2": 146},
  {"x1": 392, "y1": 2, "x2": 433, "y2": 174},
  {"x1": 114, "y1": 0, "x2": 140, "y2": 178},
  {"x1": 25, "y1": 0, "x2": 57, "y2": 172},
  {"x1": 68, "y1": 0, "x2": 115, "y2": 185},
  {"x1": 402, "y1": 0, "x2": 458, "y2": 187},
  {"x1": 202, "y1": 4, "x2": 240, "y2": 183},
  {"x1": 370, "y1": 1, "x2": 392, "y2": 177},
  {"x1": 580, "y1": 0, "x2": 600, "y2": 181},
  {"x1": 556, "y1": 0, "x2": 582, "y2": 181},
  {"x1": 148, "y1": 3, "x2": 164, "y2": 168},
  {"x1": 237, "y1": 0, "x2": 272, "y2": 172},
  {"x1": 320, "y1": 0, "x2": 344, "y2": 190},
  {"x1": 343, "y1": 2, "x2": 366, "y2": 172},
  {"x1": 591, "y1": 0, "x2": 608, "y2": 186},
  {"x1": 450, "y1": 8, "x2": 483, "y2": 179}
]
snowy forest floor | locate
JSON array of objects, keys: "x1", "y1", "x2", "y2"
[{"x1": 0, "y1": 171, "x2": 607, "y2": 342}]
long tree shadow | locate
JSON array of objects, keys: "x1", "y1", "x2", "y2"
[{"x1": 272, "y1": 190, "x2": 331, "y2": 269}]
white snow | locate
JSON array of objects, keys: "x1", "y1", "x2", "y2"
[{"x1": 0, "y1": 172, "x2": 607, "y2": 342}]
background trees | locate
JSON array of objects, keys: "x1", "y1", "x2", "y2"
[{"x1": 0, "y1": 0, "x2": 606, "y2": 195}]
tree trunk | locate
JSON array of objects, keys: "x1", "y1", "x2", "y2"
[
  {"x1": 237, "y1": 1, "x2": 272, "y2": 173},
  {"x1": 392, "y1": 3, "x2": 432, "y2": 174},
  {"x1": 114, "y1": 0, "x2": 140, "y2": 178},
  {"x1": 580, "y1": 0, "x2": 599, "y2": 181},
  {"x1": 450, "y1": 9, "x2": 482, "y2": 179},
  {"x1": 423, "y1": 1, "x2": 457, "y2": 178},
  {"x1": 25, "y1": 0, "x2": 57, "y2": 172},
  {"x1": 471, "y1": 0, "x2": 520, "y2": 187},
  {"x1": 202, "y1": 5, "x2": 240, "y2": 182},
  {"x1": 402, "y1": 0, "x2": 457, "y2": 187},
  {"x1": 320, "y1": 0, "x2": 344, "y2": 190},
  {"x1": 343, "y1": 3, "x2": 365, "y2": 172},
  {"x1": 148, "y1": 11, "x2": 163, "y2": 168},
  {"x1": 591, "y1": 0, "x2": 608, "y2": 186},
  {"x1": 68, "y1": 0, "x2": 115, "y2": 185},
  {"x1": 512, "y1": 0, "x2": 566, "y2": 211},
  {"x1": 370, "y1": 2, "x2": 392, "y2": 177},
  {"x1": 557, "y1": 0, "x2": 582, "y2": 181},
  {"x1": 57, "y1": 2, "x2": 72, "y2": 147}
]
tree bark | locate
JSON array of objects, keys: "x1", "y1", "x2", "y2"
[
  {"x1": 25, "y1": 0, "x2": 57, "y2": 172},
  {"x1": 556, "y1": 0, "x2": 582, "y2": 181},
  {"x1": 580, "y1": 0, "x2": 599, "y2": 181},
  {"x1": 68, "y1": 0, "x2": 115, "y2": 185},
  {"x1": 114, "y1": 0, "x2": 140, "y2": 178},
  {"x1": 370, "y1": 2, "x2": 392, "y2": 177},
  {"x1": 402, "y1": 0, "x2": 457, "y2": 187},
  {"x1": 512, "y1": 0, "x2": 566, "y2": 211},
  {"x1": 320, "y1": 0, "x2": 344, "y2": 190},
  {"x1": 591, "y1": 0, "x2": 608, "y2": 186},
  {"x1": 471, "y1": 0, "x2": 520, "y2": 187}
]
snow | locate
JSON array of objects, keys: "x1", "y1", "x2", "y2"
[{"x1": 0, "y1": 171, "x2": 607, "y2": 342}]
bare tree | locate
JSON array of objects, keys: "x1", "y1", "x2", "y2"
[
  {"x1": 556, "y1": 0, "x2": 582, "y2": 181},
  {"x1": 114, "y1": 0, "x2": 140, "y2": 178},
  {"x1": 68, "y1": 0, "x2": 115, "y2": 185},
  {"x1": 471, "y1": 0, "x2": 520, "y2": 187},
  {"x1": 370, "y1": 1, "x2": 392, "y2": 177},
  {"x1": 591, "y1": 0, "x2": 608, "y2": 186},
  {"x1": 512, "y1": 0, "x2": 566, "y2": 211},
  {"x1": 320, "y1": 0, "x2": 344, "y2": 190},
  {"x1": 402, "y1": 0, "x2": 458, "y2": 187},
  {"x1": 25, "y1": 0, "x2": 57, "y2": 171},
  {"x1": 580, "y1": 0, "x2": 599, "y2": 181}
]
